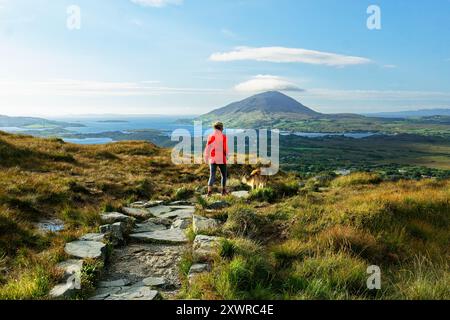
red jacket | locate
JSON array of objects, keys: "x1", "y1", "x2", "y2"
[{"x1": 204, "y1": 130, "x2": 228, "y2": 165}]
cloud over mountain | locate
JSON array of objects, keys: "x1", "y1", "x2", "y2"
[{"x1": 234, "y1": 75, "x2": 303, "y2": 93}]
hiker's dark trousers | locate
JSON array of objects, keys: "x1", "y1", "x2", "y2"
[{"x1": 208, "y1": 164, "x2": 227, "y2": 188}]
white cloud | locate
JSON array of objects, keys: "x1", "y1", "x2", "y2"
[
  {"x1": 130, "y1": 0, "x2": 183, "y2": 8},
  {"x1": 234, "y1": 75, "x2": 303, "y2": 93},
  {"x1": 0, "y1": 79, "x2": 223, "y2": 97},
  {"x1": 210, "y1": 46, "x2": 372, "y2": 67},
  {"x1": 301, "y1": 88, "x2": 450, "y2": 101}
]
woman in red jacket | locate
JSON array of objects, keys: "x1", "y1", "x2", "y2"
[{"x1": 204, "y1": 122, "x2": 228, "y2": 196}]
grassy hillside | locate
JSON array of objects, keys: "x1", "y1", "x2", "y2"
[
  {"x1": 0, "y1": 131, "x2": 448, "y2": 299},
  {"x1": 181, "y1": 175, "x2": 450, "y2": 300}
]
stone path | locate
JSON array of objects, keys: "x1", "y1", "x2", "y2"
[{"x1": 50, "y1": 191, "x2": 248, "y2": 300}]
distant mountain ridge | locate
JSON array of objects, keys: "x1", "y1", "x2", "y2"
[
  {"x1": 365, "y1": 109, "x2": 450, "y2": 118},
  {"x1": 0, "y1": 115, "x2": 83, "y2": 128},
  {"x1": 197, "y1": 91, "x2": 450, "y2": 135}
]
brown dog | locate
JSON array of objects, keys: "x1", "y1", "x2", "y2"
[{"x1": 241, "y1": 168, "x2": 268, "y2": 190}]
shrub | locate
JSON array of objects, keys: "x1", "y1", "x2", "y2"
[
  {"x1": 317, "y1": 226, "x2": 385, "y2": 263},
  {"x1": 331, "y1": 172, "x2": 382, "y2": 188},
  {"x1": 286, "y1": 252, "x2": 368, "y2": 299},
  {"x1": 223, "y1": 205, "x2": 265, "y2": 239},
  {"x1": 249, "y1": 187, "x2": 277, "y2": 203},
  {"x1": 172, "y1": 187, "x2": 194, "y2": 201}
]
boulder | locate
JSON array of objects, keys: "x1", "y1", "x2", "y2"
[
  {"x1": 99, "y1": 222, "x2": 125, "y2": 244},
  {"x1": 65, "y1": 240, "x2": 106, "y2": 259},
  {"x1": 193, "y1": 215, "x2": 219, "y2": 233},
  {"x1": 122, "y1": 207, "x2": 152, "y2": 220},
  {"x1": 193, "y1": 235, "x2": 221, "y2": 262},
  {"x1": 133, "y1": 221, "x2": 167, "y2": 233},
  {"x1": 130, "y1": 228, "x2": 188, "y2": 244},
  {"x1": 231, "y1": 190, "x2": 250, "y2": 199},
  {"x1": 79, "y1": 233, "x2": 105, "y2": 242}
]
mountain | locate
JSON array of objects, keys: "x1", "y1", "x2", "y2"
[
  {"x1": 365, "y1": 109, "x2": 450, "y2": 119},
  {"x1": 0, "y1": 115, "x2": 84, "y2": 129},
  {"x1": 205, "y1": 91, "x2": 321, "y2": 118},
  {"x1": 198, "y1": 91, "x2": 322, "y2": 128}
]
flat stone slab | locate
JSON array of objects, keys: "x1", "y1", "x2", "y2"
[
  {"x1": 148, "y1": 205, "x2": 172, "y2": 216},
  {"x1": 133, "y1": 221, "x2": 167, "y2": 233},
  {"x1": 169, "y1": 205, "x2": 196, "y2": 210},
  {"x1": 79, "y1": 233, "x2": 105, "y2": 242},
  {"x1": 122, "y1": 207, "x2": 152, "y2": 220},
  {"x1": 65, "y1": 240, "x2": 106, "y2": 259},
  {"x1": 56, "y1": 259, "x2": 83, "y2": 281},
  {"x1": 101, "y1": 212, "x2": 135, "y2": 225},
  {"x1": 193, "y1": 215, "x2": 219, "y2": 233},
  {"x1": 129, "y1": 201, "x2": 164, "y2": 209},
  {"x1": 159, "y1": 208, "x2": 195, "y2": 220},
  {"x1": 98, "y1": 279, "x2": 131, "y2": 288},
  {"x1": 89, "y1": 287, "x2": 122, "y2": 300},
  {"x1": 193, "y1": 235, "x2": 222, "y2": 262},
  {"x1": 130, "y1": 228, "x2": 188, "y2": 244},
  {"x1": 105, "y1": 286, "x2": 159, "y2": 300},
  {"x1": 231, "y1": 190, "x2": 250, "y2": 199},
  {"x1": 142, "y1": 277, "x2": 167, "y2": 288}
]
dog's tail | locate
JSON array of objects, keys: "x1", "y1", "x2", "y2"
[{"x1": 250, "y1": 168, "x2": 262, "y2": 177}]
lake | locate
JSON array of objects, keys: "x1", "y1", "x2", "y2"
[{"x1": 1, "y1": 116, "x2": 380, "y2": 144}]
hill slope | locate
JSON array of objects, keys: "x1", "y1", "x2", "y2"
[{"x1": 0, "y1": 131, "x2": 448, "y2": 300}]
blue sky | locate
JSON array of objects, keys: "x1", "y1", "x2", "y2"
[{"x1": 0, "y1": 0, "x2": 449, "y2": 116}]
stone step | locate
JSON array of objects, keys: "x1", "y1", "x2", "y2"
[
  {"x1": 122, "y1": 207, "x2": 153, "y2": 220},
  {"x1": 65, "y1": 240, "x2": 107, "y2": 259},
  {"x1": 158, "y1": 208, "x2": 195, "y2": 220},
  {"x1": 130, "y1": 228, "x2": 188, "y2": 244},
  {"x1": 133, "y1": 221, "x2": 167, "y2": 233}
]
